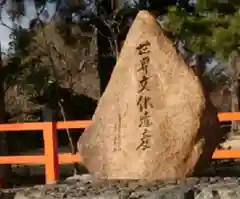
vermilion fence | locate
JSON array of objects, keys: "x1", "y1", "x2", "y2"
[
  {"x1": 0, "y1": 112, "x2": 240, "y2": 185},
  {"x1": 0, "y1": 120, "x2": 92, "y2": 185}
]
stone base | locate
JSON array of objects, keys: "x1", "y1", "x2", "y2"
[{"x1": 3, "y1": 177, "x2": 240, "y2": 199}]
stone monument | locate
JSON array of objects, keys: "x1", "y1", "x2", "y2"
[{"x1": 78, "y1": 10, "x2": 223, "y2": 180}]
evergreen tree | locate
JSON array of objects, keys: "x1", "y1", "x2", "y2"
[
  {"x1": 165, "y1": 0, "x2": 240, "y2": 59},
  {"x1": 165, "y1": 0, "x2": 240, "y2": 132}
]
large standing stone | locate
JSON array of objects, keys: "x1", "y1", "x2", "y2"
[{"x1": 78, "y1": 10, "x2": 223, "y2": 180}]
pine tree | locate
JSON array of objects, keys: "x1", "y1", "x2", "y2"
[
  {"x1": 165, "y1": 0, "x2": 240, "y2": 133},
  {"x1": 165, "y1": 0, "x2": 240, "y2": 59}
]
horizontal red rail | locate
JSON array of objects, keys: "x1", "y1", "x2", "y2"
[
  {"x1": 0, "y1": 120, "x2": 93, "y2": 132},
  {"x1": 0, "y1": 153, "x2": 80, "y2": 165},
  {"x1": 56, "y1": 120, "x2": 92, "y2": 129},
  {"x1": 212, "y1": 149, "x2": 240, "y2": 159},
  {"x1": 0, "y1": 112, "x2": 236, "y2": 132},
  {"x1": 218, "y1": 112, "x2": 240, "y2": 122},
  {"x1": 0, "y1": 155, "x2": 45, "y2": 165},
  {"x1": 0, "y1": 150, "x2": 237, "y2": 164}
]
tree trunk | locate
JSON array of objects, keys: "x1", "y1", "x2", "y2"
[
  {"x1": 96, "y1": 0, "x2": 138, "y2": 95},
  {"x1": 229, "y1": 52, "x2": 240, "y2": 135},
  {"x1": 0, "y1": 43, "x2": 11, "y2": 187},
  {"x1": 97, "y1": 0, "x2": 116, "y2": 95}
]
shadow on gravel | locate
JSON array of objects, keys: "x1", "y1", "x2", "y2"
[
  {"x1": 6, "y1": 163, "x2": 89, "y2": 188},
  {"x1": 6, "y1": 161, "x2": 240, "y2": 188},
  {"x1": 196, "y1": 160, "x2": 240, "y2": 177}
]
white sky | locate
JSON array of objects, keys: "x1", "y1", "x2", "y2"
[{"x1": 0, "y1": 0, "x2": 55, "y2": 52}]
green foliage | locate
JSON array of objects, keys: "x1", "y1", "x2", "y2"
[{"x1": 166, "y1": 0, "x2": 240, "y2": 60}]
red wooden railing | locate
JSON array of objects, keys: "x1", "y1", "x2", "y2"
[
  {"x1": 0, "y1": 120, "x2": 91, "y2": 185},
  {"x1": 0, "y1": 112, "x2": 239, "y2": 186}
]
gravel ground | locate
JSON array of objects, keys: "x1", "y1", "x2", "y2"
[
  {"x1": 1, "y1": 175, "x2": 240, "y2": 199},
  {"x1": 3, "y1": 148, "x2": 240, "y2": 199}
]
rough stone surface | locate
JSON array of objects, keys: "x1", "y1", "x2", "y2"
[
  {"x1": 78, "y1": 10, "x2": 223, "y2": 180},
  {"x1": 2, "y1": 177, "x2": 240, "y2": 199}
]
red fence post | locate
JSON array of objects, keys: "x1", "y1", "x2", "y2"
[{"x1": 43, "y1": 122, "x2": 59, "y2": 184}]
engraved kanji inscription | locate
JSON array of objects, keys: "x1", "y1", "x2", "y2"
[
  {"x1": 138, "y1": 56, "x2": 150, "y2": 74},
  {"x1": 139, "y1": 111, "x2": 152, "y2": 128},
  {"x1": 136, "y1": 40, "x2": 151, "y2": 55},
  {"x1": 113, "y1": 114, "x2": 122, "y2": 152},
  {"x1": 138, "y1": 75, "x2": 151, "y2": 93},
  {"x1": 136, "y1": 40, "x2": 152, "y2": 151},
  {"x1": 136, "y1": 128, "x2": 152, "y2": 150},
  {"x1": 137, "y1": 95, "x2": 153, "y2": 112}
]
